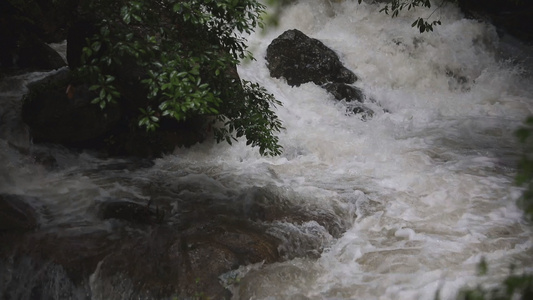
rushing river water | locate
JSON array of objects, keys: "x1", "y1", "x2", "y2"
[{"x1": 2, "y1": 0, "x2": 533, "y2": 299}]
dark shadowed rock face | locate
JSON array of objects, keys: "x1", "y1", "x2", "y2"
[
  {"x1": 0, "y1": 0, "x2": 69, "y2": 72},
  {"x1": 20, "y1": 68, "x2": 208, "y2": 157},
  {"x1": 458, "y1": 0, "x2": 533, "y2": 43},
  {"x1": 98, "y1": 198, "x2": 163, "y2": 225},
  {"x1": 17, "y1": 40, "x2": 66, "y2": 71},
  {"x1": 0, "y1": 188, "x2": 350, "y2": 299},
  {"x1": 0, "y1": 194, "x2": 39, "y2": 232},
  {"x1": 21, "y1": 68, "x2": 122, "y2": 146},
  {"x1": 90, "y1": 222, "x2": 281, "y2": 299},
  {"x1": 266, "y1": 29, "x2": 357, "y2": 87},
  {"x1": 324, "y1": 82, "x2": 364, "y2": 103}
]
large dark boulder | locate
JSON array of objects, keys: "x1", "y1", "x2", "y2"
[
  {"x1": 20, "y1": 68, "x2": 208, "y2": 156},
  {"x1": 0, "y1": 186, "x2": 351, "y2": 299},
  {"x1": 17, "y1": 39, "x2": 66, "y2": 71},
  {"x1": 0, "y1": 0, "x2": 71, "y2": 71},
  {"x1": 458, "y1": 0, "x2": 533, "y2": 43},
  {"x1": 266, "y1": 29, "x2": 375, "y2": 117},
  {"x1": 266, "y1": 29, "x2": 357, "y2": 87},
  {"x1": 17, "y1": 11, "x2": 243, "y2": 157},
  {"x1": 0, "y1": 194, "x2": 39, "y2": 232},
  {"x1": 90, "y1": 222, "x2": 280, "y2": 299},
  {"x1": 21, "y1": 68, "x2": 122, "y2": 146}
]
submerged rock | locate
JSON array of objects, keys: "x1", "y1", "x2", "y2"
[
  {"x1": 97, "y1": 198, "x2": 163, "y2": 225},
  {"x1": 91, "y1": 222, "x2": 281, "y2": 299},
  {"x1": 0, "y1": 194, "x2": 39, "y2": 232},
  {"x1": 323, "y1": 82, "x2": 364, "y2": 103},
  {"x1": 0, "y1": 185, "x2": 351, "y2": 299}
]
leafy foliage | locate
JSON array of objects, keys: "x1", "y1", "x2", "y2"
[
  {"x1": 515, "y1": 117, "x2": 533, "y2": 220},
  {"x1": 213, "y1": 80, "x2": 283, "y2": 156},
  {"x1": 366, "y1": 0, "x2": 448, "y2": 33},
  {"x1": 266, "y1": 0, "x2": 449, "y2": 33},
  {"x1": 456, "y1": 265, "x2": 533, "y2": 300},
  {"x1": 75, "y1": 0, "x2": 283, "y2": 156}
]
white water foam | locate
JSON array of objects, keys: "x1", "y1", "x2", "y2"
[
  {"x1": 1, "y1": 0, "x2": 532, "y2": 299},
  {"x1": 177, "y1": 0, "x2": 533, "y2": 299}
]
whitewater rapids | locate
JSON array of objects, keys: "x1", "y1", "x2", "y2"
[{"x1": 1, "y1": 1, "x2": 533, "y2": 299}]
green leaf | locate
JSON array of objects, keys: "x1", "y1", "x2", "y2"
[
  {"x1": 92, "y1": 41, "x2": 101, "y2": 52},
  {"x1": 477, "y1": 257, "x2": 488, "y2": 276},
  {"x1": 133, "y1": 14, "x2": 142, "y2": 22},
  {"x1": 83, "y1": 47, "x2": 93, "y2": 57},
  {"x1": 172, "y1": 3, "x2": 181, "y2": 12},
  {"x1": 74, "y1": 0, "x2": 282, "y2": 156},
  {"x1": 159, "y1": 101, "x2": 169, "y2": 110},
  {"x1": 123, "y1": 12, "x2": 131, "y2": 24}
]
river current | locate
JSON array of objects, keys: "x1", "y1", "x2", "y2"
[{"x1": 1, "y1": 0, "x2": 533, "y2": 299}]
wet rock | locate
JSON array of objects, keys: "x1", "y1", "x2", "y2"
[
  {"x1": 323, "y1": 82, "x2": 364, "y2": 103},
  {"x1": 106, "y1": 116, "x2": 208, "y2": 157},
  {"x1": 0, "y1": 194, "x2": 39, "y2": 232},
  {"x1": 0, "y1": 0, "x2": 70, "y2": 72},
  {"x1": 20, "y1": 15, "x2": 226, "y2": 158},
  {"x1": 87, "y1": 192, "x2": 318, "y2": 298},
  {"x1": 21, "y1": 68, "x2": 122, "y2": 145},
  {"x1": 235, "y1": 187, "x2": 349, "y2": 239},
  {"x1": 177, "y1": 220, "x2": 280, "y2": 298},
  {"x1": 266, "y1": 29, "x2": 375, "y2": 117},
  {"x1": 0, "y1": 185, "x2": 351, "y2": 299},
  {"x1": 92, "y1": 221, "x2": 280, "y2": 299},
  {"x1": 0, "y1": 220, "x2": 280, "y2": 299},
  {"x1": 0, "y1": 94, "x2": 31, "y2": 153},
  {"x1": 458, "y1": 0, "x2": 533, "y2": 43},
  {"x1": 16, "y1": 39, "x2": 66, "y2": 71},
  {"x1": 19, "y1": 65, "x2": 209, "y2": 157},
  {"x1": 0, "y1": 229, "x2": 119, "y2": 293},
  {"x1": 0, "y1": 256, "x2": 80, "y2": 300},
  {"x1": 266, "y1": 29, "x2": 357, "y2": 87},
  {"x1": 98, "y1": 198, "x2": 162, "y2": 225},
  {"x1": 29, "y1": 149, "x2": 58, "y2": 170}
]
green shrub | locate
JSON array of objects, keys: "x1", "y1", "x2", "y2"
[{"x1": 76, "y1": 0, "x2": 283, "y2": 156}]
